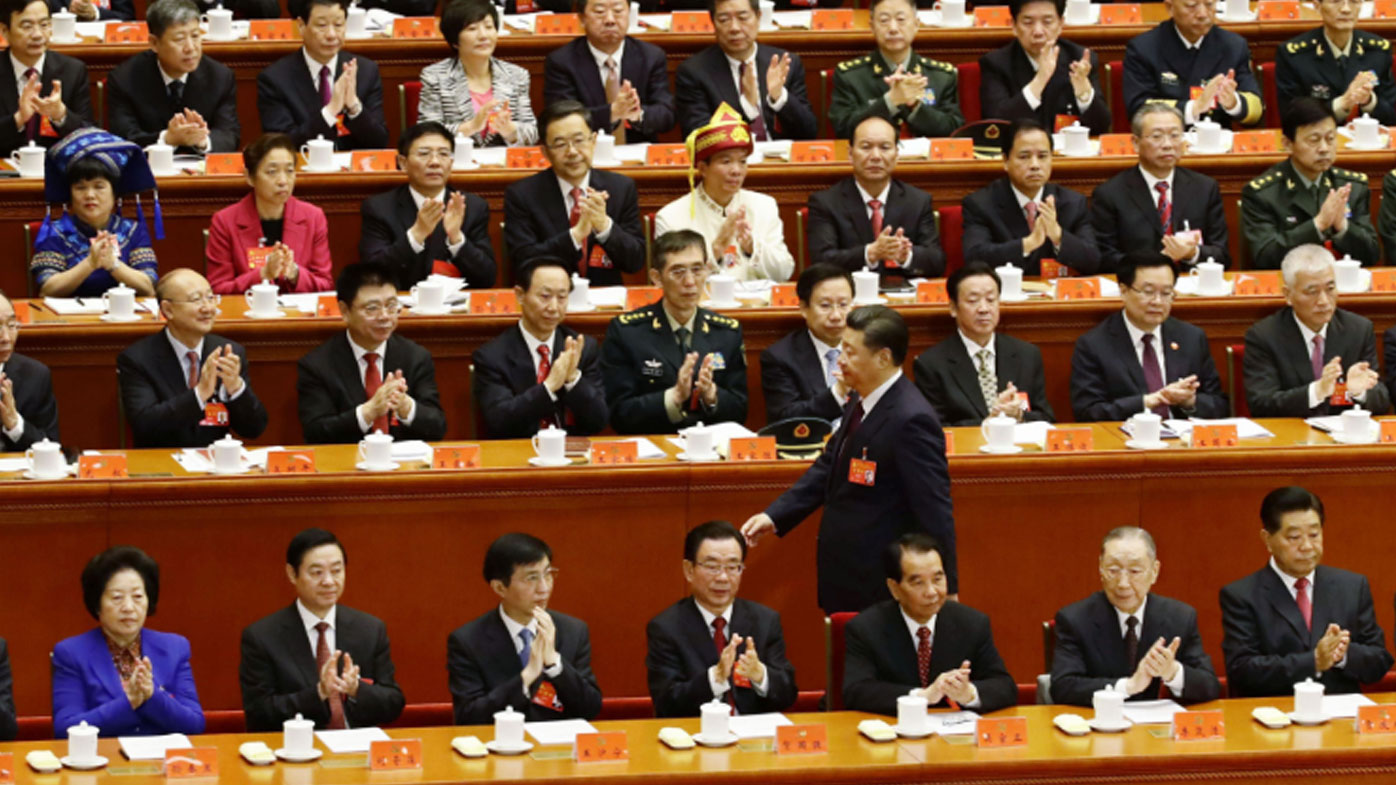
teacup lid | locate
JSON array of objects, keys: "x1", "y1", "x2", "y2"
[
  {"x1": 68, "y1": 720, "x2": 98, "y2": 734},
  {"x1": 495, "y1": 705, "x2": 522, "y2": 719},
  {"x1": 365, "y1": 429, "x2": 394, "y2": 442}
]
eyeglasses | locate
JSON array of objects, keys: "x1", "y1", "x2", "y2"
[
  {"x1": 1102, "y1": 566, "x2": 1149, "y2": 579},
  {"x1": 0, "y1": 320, "x2": 19, "y2": 333},
  {"x1": 1125, "y1": 286, "x2": 1175, "y2": 302},
  {"x1": 667, "y1": 264, "x2": 710, "y2": 281},
  {"x1": 409, "y1": 148, "x2": 454, "y2": 162},
  {"x1": 1142, "y1": 131, "x2": 1184, "y2": 144},
  {"x1": 519, "y1": 567, "x2": 560, "y2": 585},
  {"x1": 357, "y1": 300, "x2": 402, "y2": 317},
  {"x1": 545, "y1": 134, "x2": 594, "y2": 153},
  {"x1": 811, "y1": 300, "x2": 852, "y2": 314},
  {"x1": 695, "y1": 561, "x2": 745, "y2": 576},
  {"x1": 14, "y1": 20, "x2": 51, "y2": 33},
  {"x1": 170, "y1": 293, "x2": 221, "y2": 306}
]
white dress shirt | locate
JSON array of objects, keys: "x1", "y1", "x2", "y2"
[
  {"x1": 348, "y1": 331, "x2": 416, "y2": 432},
  {"x1": 1109, "y1": 596, "x2": 1187, "y2": 696},
  {"x1": 406, "y1": 186, "x2": 467, "y2": 256},
  {"x1": 296, "y1": 598, "x2": 337, "y2": 658},
  {"x1": 518, "y1": 322, "x2": 580, "y2": 401},
  {"x1": 900, "y1": 606, "x2": 981, "y2": 708},
  {"x1": 304, "y1": 49, "x2": 363, "y2": 127},
  {"x1": 725, "y1": 49, "x2": 789, "y2": 132},
  {"x1": 156, "y1": 61, "x2": 209, "y2": 152},
  {"x1": 1121, "y1": 315, "x2": 1167, "y2": 391},
  {"x1": 165, "y1": 330, "x2": 246, "y2": 407},
  {"x1": 1138, "y1": 165, "x2": 1201, "y2": 264},
  {"x1": 1011, "y1": 184, "x2": 1058, "y2": 257},
  {"x1": 693, "y1": 600, "x2": 770, "y2": 698},
  {"x1": 959, "y1": 330, "x2": 995, "y2": 371},
  {"x1": 653, "y1": 187, "x2": 795, "y2": 281},
  {"x1": 856, "y1": 368, "x2": 902, "y2": 421},
  {"x1": 1293, "y1": 314, "x2": 1363, "y2": 408},
  {"x1": 498, "y1": 605, "x2": 563, "y2": 693},
  {"x1": 0, "y1": 360, "x2": 23, "y2": 442},
  {"x1": 587, "y1": 40, "x2": 643, "y2": 129},
  {"x1": 10, "y1": 51, "x2": 45, "y2": 94}
]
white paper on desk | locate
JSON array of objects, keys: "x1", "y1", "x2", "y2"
[
  {"x1": 897, "y1": 137, "x2": 931, "y2": 159},
  {"x1": 1322, "y1": 692, "x2": 1376, "y2": 718},
  {"x1": 1121, "y1": 699, "x2": 1185, "y2": 724},
  {"x1": 473, "y1": 146, "x2": 507, "y2": 167},
  {"x1": 1120, "y1": 420, "x2": 1182, "y2": 440},
  {"x1": 42, "y1": 297, "x2": 105, "y2": 315},
  {"x1": 390, "y1": 440, "x2": 433, "y2": 462},
  {"x1": 137, "y1": 298, "x2": 160, "y2": 314},
  {"x1": 750, "y1": 140, "x2": 793, "y2": 163},
  {"x1": 75, "y1": 21, "x2": 106, "y2": 37},
  {"x1": 524, "y1": 719, "x2": 597, "y2": 746},
  {"x1": 926, "y1": 710, "x2": 980, "y2": 735},
  {"x1": 1013, "y1": 421, "x2": 1054, "y2": 447},
  {"x1": 613, "y1": 143, "x2": 649, "y2": 163},
  {"x1": 280, "y1": 292, "x2": 337, "y2": 314},
  {"x1": 0, "y1": 457, "x2": 30, "y2": 472},
  {"x1": 363, "y1": 8, "x2": 400, "y2": 29},
  {"x1": 619, "y1": 437, "x2": 666, "y2": 459},
  {"x1": 768, "y1": 10, "x2": 810, "y2": 27},
  {"x1": 669, "y1": 422, "x2": 759, "y2": 454},
  {"x1": 585, "y1": 287, "x2": 628, "y2": 309},
  {"x1": 501, "y1": 13, "x2": 537, "y2": 32},
  {"x1": 637, "y1": 13, "x2": 671, "y2": 29},
  {"x1": 315, "y1": 727, "x2": 391, "y2": 753},
  {"x1": 728, "y1": 712, "x2": 792, "y2": 739},
  {"x1": 119, "y1": 733, "x2": 192, "y2": 760},
  {"x1": 1166, "y1": 417, "x2": 1274, "y2": 440},
  {"x1": 1304, "y1": 415, "x2": 1344, "y2": 433}
]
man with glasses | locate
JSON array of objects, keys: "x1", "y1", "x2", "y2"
[
  {"x1": 1276, "y1": 0, "x2": 1395, "y2": 125},
  {"x1": 117, "y1": 268, "x2": 267, "y2": 448},
  {"x1": 646, "y1": 520, "x2": 797, "y2": 718},
  {"x1": 297, "y1": 261, "x2": 446, "y2": 443},
  {"x1": 448, "y1": 533, "x2": 602, "y2": 724},
  {"x1": 359, "y1": 121, "x2": 495, "y2": 289},
  {"x1": 504, "y1": 100, "x2": 644, "y2": 287},
  {"x1": 1070, "y1": 250, "x2": 1226, "y2": 421},
  {"x1": 760, "y1": 264, "x2": 853, "y2": 423},
  {"x1": 0, "y1": 0, "x2": 92, "y2": 157},
  {"x1": 0, "y1": 289, "x2": 59, "y2": 452},
  {"x1": 1092, "y1": 104, "x2": 1230, "y2": 271},
  {"x1": 1123, "y1": 0, "x2": 1262, "y2": 129},
  {"x1": 602, "y1": 229, "x2": 747, "y2": 434}
]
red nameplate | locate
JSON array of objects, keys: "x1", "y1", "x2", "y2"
[
  {"x1": 351, "y1": 150, "x2": 398, "y2": 172},
  {"x1": 1056, "y1": 278, "x2": 1100, "y2": 300},
  {"x1": 1234, "y1": 271, "x2": 1282, "y2": 296},
  {"x1": 1370, "y1": 268, "x2": 1396, "y2": 292},
  {"x1": 1192, "y1": 423, "x2": 1238, "y2": 448},
  {"x1": 1173, "y1": 710, "x2": 1225, "y2": 740},
  {"x1": 370, "y1": 740, "x2": 422, "y2": 770},
  {"x1": 730, "y1": 436, "x2": 776, "y2": 461},
  {"x1": 267, "y1": 449, "x2": 316, "y2": 474},
  {"x1": 575, "y1": 731, "x2": 628, "y2": 762},
  {"x1": 1381, "y1": 421, "x2": 1396, "y2": 443},
  {"x1": 811, "y1": 8, "x2": 854, "y2": 29},
  {"x1": 199, "y1": 402, "x2": 228, "y2": 427},
  {"x1": 1099, "y1": 134, "x2": 1137, "y2": 156},
  {"x1": 770, "y1": 283, "x2": 798, "y2": 307},
  {"x1": 1256, "y1": 0, "x2": 1299, "y2": 18},
  {"x1": 79, "y1": 454, "x2": 127, "y2": 478},
  {"x1": 590, "y1": 441, "x2": 638, "y2": 464},
  {"x1": 625, "y1": 287, "x2": 663, "y2": 310},
  {"x1": 505, "y1": 147, "x2": 549, "y2": 169},
  {"x1": 930, "y1": 138, "x2": 974, "y2": 161},
  {"x1": 533, "y1": 14, "x2": 582, "y2": 35},
  {"x1": 848, "y1": 456, "x2": 876, "y2": 485},
  {"x1": 0, "y1": 753, "x2": 12, "y2": 785},
  {"x1": 104, "y1": 21, "x2": 146, "y2": 42},
  {"x1": 316, "y1": 295, "x2": 341, "y2": 317},
  {"x1": 1232, "y1": 130, "x2": 1279, "y2": 153},
  {"x1": 12, "y1": 301, "x2": 30, "y2": 324},
  {"x1": 973, "y1": 6, "x2": 1012, "y2": 25},
  {"x1": 1100, "y1": 3, "x2": 1142, "y2": 23},
  {"x1": 976, "y1": 717, "x2": 1028, "y2": 747},
  {"x1": 246, "y1": 246, "x2": 273, "y2": 272},
  {"x1": 1046, "y1": 428, "x2": 1093, "y2": 452},
  {"x1": 1357, "y1": 705, "x2": 1396, "y2": 733},
  {"x1": 392, "y1": 16, "x2": 439, "y2": 37},
  {"x1": 646, "y1": 144, "x2": 690, "y2": 167},
  {"x1": 248, "y1": 19, "x2": 296, "y2": 39},
  {"x1": 204, "y1": 153, "x2": 244, "y2": 175},
  {"x1": 671, "y1": 11, "x2": 714, "y2": 32},
  {"x1": 790, "y1": 142, "x2": 835, "y2": 163},
  {"x1": 470, "y1": 291, "x2": 519, "y2": 314},
  {"x1": 916, "y1": 280, "x2": 948, "y2": 304},
  {"x1": 165, "y1": 748, "x2": 217, "y2": 778},
  {"x1": 1375, "y1": 0, "x2": 1396, "y2": 16},
  {"x1": 775, "y1": 724, "x2": 828, "y2": 754},
  {"x1": 1040, "y1": 260, "x2": 1071, "y2": 280},
  {"x1": 433, "y1": 446, "x2": 480, "y2": 469}
]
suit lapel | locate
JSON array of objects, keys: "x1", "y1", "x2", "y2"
[
  {"x1": 153, "y1": 331, "x2": 193, "y2": 398},
  {"x1": 394, "y1": 186, "x2": 419, "y2": 233},
  {"x1": 951, "y1": 339, "x2": 990, "y2": 419},
  {"x1": 333, "y1": 333, "x2": 368, "y2": 400},
  {"x1": 1124, "y1": 169, "x2": 1164, "y2": 238},
  {"x1": 682, "y1": 599, "x2": 720, "y2": 668},
  {"x1": 1310, "y1": 566, "x2": 1339, "y2": 638},
  {"x1": 579, "y1": 41, "x2": 609, "y2": 108},
  {"x1": 993, "y1": 180, "x2": 1029, "y2": 236},
  {"x1": 283, "y1": 201, "x2": 311, "y2": 253},
  {"x1": 1090, "y1": 594, "x2": 1131, "y2": 670},
  {"x1": 1275, "y1": 309, "x2": 1318, "y2": 382},
  {"x1": 534, "y1": 172, "x2": 571, "y2": 235},
  {"x1": 1260, "y1": 568, "x2": 1313, "y2": 646},
  {"x1": 706, "y1": 49, "x2": 744, "y2": 115},
  {"x1": 483, "y1": 609, "x2": 522, "y2": 673},
  {"x1": 792, "y1": 330, "x2": 831, "y2": 397},
  {"x1": 839, "y1": 179, "x2": 876, "y2": 241},
  {"x1": 87, "y1": 630, "x2": 127, "y2": 703},
  {"x1": 881, "y1": 604, "x2": 921, "y2": 685},
  {"x1": 280, "y1": 604, "x2": 322, "y2": 687},
  {"x1": 504, "y1": 325, "x2": 538, "y2": 392},
  {"x1": 1106, "y1": 313, "x2": 1148, "y2": 391}
]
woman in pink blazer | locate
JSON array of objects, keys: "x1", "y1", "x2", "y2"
[{"x1": 206, "y1": 133, "x2": 334, "y2": 294}]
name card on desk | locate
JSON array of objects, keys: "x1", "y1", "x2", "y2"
[
  {"x1": 1191, "y1": 424, "x2": 1238, "y2": 448},
  {"x1": 646, "y1": 143, "x2": 690, "y2": 167},
  {"x1": 671, "y1": 11, "x2": 715, "y2": 32},
  {"x1": 1055, "y1": 278, "x2": 1100, "y2": 300},
  {"x1": 775, "y1": 724, "x2": 828, "y2": 754},
  {"x1": 930, "y1": 138, "x2": 973, "y2": 161},
  {"x1": 730, "y1": 437, "x2": 776, "y2": 461},
  {"x1": 1099, "y1": 134, "x2": 1137, "y2": 156},
  {"x1": 973, "y1": 6, "x2": 1012, "y2": 25},
  {"x1": 1256, "y1": 0, "x2": 1300, "y2": 18},
  {"x1": 533, "y1": 14, "x2": 581, "y2": 35},
  {"x1": 505, "y1": 147, "x2": 549, "y2": 169},
  {"x1": 575, "y1": 731, "x2": 628, "y2": 762},
  {"x1": 0, "y1": 752, "x2": 13, "y2": 784},
  {"x1": 369, "y1": 740, "x2": 422, "y2": 770},
  {"x1": 351, "y1": 150, "x2": 398, "y2": 172},
  {"x1": 1099, "y1": 3, "x2": 1142, "y2": 23},
  {"x1": 317, "y1": 295, "x2": 341, "y2": 317},
  {"x1": 1234, "y1": 271, "x2": 1281, "y2": 295},
  {"x1": 433, "y1": 446, "x2": 480, "y2": 469},
  {"x1": 976, "y1": 717, "x2": 1028, "y2": 747},
  {"x1": 1380, "y1": 421, "x2": 1396, "y2": 443},
  {"x1": 104, "y1": 22, "x2": 146, "y2": 42},
  {"x1": 469, "y1": 291, "x2": 518, "y2": 314},
  {"x1": 770, "y1": 283, "x2": 798, "y2": 307},
  {"x1": 392, "y1": 16, "x2": 440, "y2": 37},
  {"x1": 1375, "y1": 0, "x2": 1396, "y2": 17},
  {"x1": 916, "y1": 280, "x2": 948, "y2": 304},
  {"x1": 79, "y1": 454, "x2": 127, "y2": 478},
  {"x1": 790, "y1": 142, "x2": 835, "y2": 163},
  {"x1": 945, "y1": 430, "x2": 955, "y2": 454},
  {"x1": 590, "y1": 441, "x2": 637, "y2": 465},
  {"x1": 1371, "y1": 268, "x2": 1396, "y2": 291},
  {"x1": 248, "y1": 19, "x2": 296, "y2": 39},
  {"x1": 12, "y1": 301, "x2": 30, "y2": 324},
  {"x1": 625, "y1": 287, "x2": 663, "y2": 309},
  {"x1": 267, "y1": 449, "x2": 316, "y2": 474},
  {"x1": 1046, "y1": 428, "x2": 1093, "y2": 452},
  {"x1": 1357, "y1": 705, "x2": 1396, "y2": 733},
  {"x1": 1233, "y1": 130, "x2": 1280, "y2": 153},
  {"x1": 165, "y1": 748, "x2": 218, "y2": 778},
  {"x1": 1172, "y1": 710, "x2": 1224, "y2": 740},
  {"x1": 811, "y1": 9, "x2": 854, "y2": 29}
]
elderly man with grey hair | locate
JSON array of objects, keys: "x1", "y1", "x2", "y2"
[
  {"x1": 1091, "y1": 103, "x2": 1230, "y2": 272},
  {"x1": 1243, "y1": 244, "x2": 1389, "y2": 417},
  {"x1": 1049, "y1": 525, "x2": 1220, "y2": 707}
]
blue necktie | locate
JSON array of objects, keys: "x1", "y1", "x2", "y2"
[
  {"x1": 824, "y1": 348, "x2": 840, "y2": 388},
  {"x1": 518, "y1": 628, "x2": 533, "y2": 667}
]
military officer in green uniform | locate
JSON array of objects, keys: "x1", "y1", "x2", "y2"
[
  {"x1": 1376, "y1": 169, "x2": 1396, "y2": 262},
  {"x1": 601, "y1": 228, "x2": 749, "y2": 435},
  {"x1": 1241, "y1": 97, "x2": 1380, "y2": 270},
  {"x1": 828, "y1": 0, "x2": 963, "y2": 140},
  {"x1": 1275, "y1": 0, "x2": 1396, "y2": 125}
]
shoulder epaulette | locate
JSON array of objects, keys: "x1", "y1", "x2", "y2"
[
  {"x1": 1357, "y1": 30, "x2": 1391, "y2": 50},
  {"x1": 1284, "y1": 37, "x2": 1313, "y2": 54},
  {"x1": 1245, "y1": 171, "x2": 1281, "y2": 191},
  {"x1": 1333, "y1": 167, "x2": 1368, "y2": 183},
  {"x1": 924, "y1": 57, "x2": 955, "y2": 73},
  {"x1": 836, "y1": 55, "x2": 870, "y2": 72},
  {"x1": 617, "y1": 304, "x2": 656, "y2": 325},
  {"x1": 702, "y1": 311, "x2": 741, "y2": 329}
]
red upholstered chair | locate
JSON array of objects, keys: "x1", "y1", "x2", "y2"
[
  {"x1": 794, "y1": 206, "x2": 809, "y2": 275},
  {"x1": 937, "y1": 205, "x2": 964, "y2": 276},
  {"x1": 956, "y1": 61, "x2": 981, "y2": 124},
  {"x1": 398, "y1": 80, "x2": 423, "y2": 135},
  {"x1": 1226, "y1": 343, "x2": 1249, "y2": 417},
  {"x1": 1037, "y1": 619, "x2": 1057, "y2": 704},
  {"x1": 825, "y1": 611, "x2": 858, "y2": 710},
  {"x1": 1105, "y1": 61, "x2": 1129, "y2": 133},
  {"x1": 1258, "y1": 62, "x2": 1280, "y2": 128},
  {"x1": 819, "y1": 69, "x2": 835, "y2": 139}
]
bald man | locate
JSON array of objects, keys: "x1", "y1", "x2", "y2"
[{"x1": 117, "y1": 269, "x2": 268, "y2": 448}]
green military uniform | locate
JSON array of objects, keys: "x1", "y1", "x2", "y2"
[
  {"x1": 1275, "y1": 28, "x2": 1396, "y2": 125},
  {"x1": 829, "y1": 50, "x2": 963, "y2": 140},
  {"x1": 1376, "y1": 169, "x2": 1396, "y2": 263},
  {"x1": 1241, "y1": 158, "x2": 1379, "y2": 270},
  {"x1": 600, "y1": 301, "x2": 749, "y2": 434}
]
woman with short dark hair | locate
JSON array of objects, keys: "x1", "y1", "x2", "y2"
[{"x1": 418, "y1": 0, "x2": 537, "y2": 147}]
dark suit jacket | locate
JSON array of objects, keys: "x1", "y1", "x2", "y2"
[
  {"x1": 978, "y1": 39, "x2": 1109, "y2": 134},
  {"x1": 296, "y1": 332, "x2": 447, "y2": 444},
  {"x1": 759, "y1": 328, "x2": 843, "y2": 423},
  {"x1": 1384, "y1": 325, "x2": 1396, "y2": 405},
  {"x1": 962, "y1": 178, "x2": 1100, "y2": 276},
  {"x1": 239, "y1": 603, "x2": 406, "y2": 732},
  {"x1": 52, "y1": 627, "x2": 204, "y2": 737},
  {"x1": 116, "y1": 331, "x2": 268, "y2": 449},
  {"x1": 471, "y1": 323, "x2": 608, "y2": 438},
  {"x1": 358, "y1": 184, "x2": 495, "y2": 289},
  {"x1": 1221, "y1": 565, "x2": 1393, "y2": 697},
  {"x1": 543, "y1": 37, "x2": 675, "y2": 143},
  {"x1": 1050, "y1": 592, "x2": 1220, "y2": 706},
  {"x1": 1122, "y1": 21, "x2": 1263, "y2": 128},
  {"x1": 257, "y1": 51, "x2": 388, "y2": 151},
  {"x1": 45, "y1": 0, "x2": 133, "y2": 20},
  {"x1": 645, "y1": 597, "x2": 798, "y2": 718},
  {"x1": 0, "y1": 352, "x2": 60, "y2": 452},
  {"x1": 765, "y1": 375, "x2": 956, "y2": 611},
  {"x1": 1091, "y1": 166, "x2": 1231, "y2": 271},
  {"x1": 807, "y1": 177, "x2": 944, "y2": 278},
  {"x1": 1243, "y1": 307, "x2": 1391, "y2": 417},
  {"x1": 1070, "y1": 312, "x2": 1227, "y2": 421},
  {"x1": 503, "y1": 168, "x2": 645, "y2": 286},
  {"x1": 913, "y1": 333, "x2": 1054, "y2": 426},
  {"x1": 0, "y1": 50, "x2": 90, "y2": 156},
  {"x1": 447, "y1": 607, "x2": 602, "y2": 724},
  {"x1": 0, "y1": 638, "x2": 18, "y2": 741},
  {"x1": 674, "y1": 44, "x2": 818, "y2": 140},
  {"x1": 843, "y1": 599, "x2": 1015, "y2": 716},
  {"x1": 108, "y1": 51, "x2": 239, "y2": 153}
]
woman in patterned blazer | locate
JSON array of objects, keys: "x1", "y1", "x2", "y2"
[{"x1": 419, "y1": 0, "x2": 538, "y2": 147}]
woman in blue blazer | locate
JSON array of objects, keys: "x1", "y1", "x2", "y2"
[{"x1": 51, "y1": 547, "x2": 204, "y2": 737}]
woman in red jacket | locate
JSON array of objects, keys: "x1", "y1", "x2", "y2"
[{"x1": 206, "y1": 133, "x2": 334, "y2": 294}]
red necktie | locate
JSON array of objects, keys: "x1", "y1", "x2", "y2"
[
  {"x1": 836, "y1": 400, "x2": 865, "y2": 463},
  {"x1": 1141, "y1": 334, "x2": 1169, "y2": 418},
  {"x1": 318, "y1": 65, "x2": 332, "y2": 106},
  {"x1": 185, "y1": 351, "x2": 199, "y2": 389},
  {"x1": 1295, "y1": 577, "x2": 1312, "y2": 630},
  {"x1": 363, "y1": 352, "x2": 389, "y2": 435},
  {"x1": 569, "y1": 186, "x2": 590, "y2": 277},
  {"x1": 537, "y1": 344, "x2": 555, "y2": 430},
  {"x1": 916, "y1": 626, "x2": 932, "y2": 688},
  {"x1": 868, "y1": 198, "x2": 884, "y2": 237},
  {"x1": 1310, "y1": 335, "x2": 1324, "y2": 382},
  {"x1": 1155, "y1": 181, "x2": 1172, "y2": 234},
  {"x1": 315, "y1": 621, "x2": 346, "y2": 729},
  {"x1": 23, "y1": 68, "x2": 39, "y2": 141},
  {"x1": 1024, "y1": 200, "x2": 1038, "y2": 230},
  {"x1": 739, "y1": 61, "x2": 768, "y2": 141},
  {"x1": 713, "y1": 617, "x2": 736, "y2": 708}
]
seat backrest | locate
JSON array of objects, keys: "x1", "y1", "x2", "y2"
[
  {"x1": 1106, "y1": 61, "x2": 1128, "y2": 133},
  {"x1": 24, "y1": 220, "x2": 40, "y2": 298},
  {"x1": 825, "y1": 611, "x2": 858, "y2": 710},
  {"x1": 938, "y1": 205, "x2": 964, "y2": 276},
  {"x1": 400, "y1": 80, "x2": 423, "y2": 135},
  {"x1": 795, "y1": 206, "x2": 809, "y2": 275},
  {"x1": 96, "y1": 79, "x2": 106, "y2": 129},
  {"x1": 1258, "y1": 62, "x2": 1279, "y2": 128},
  {"x1": 957, "y1": 61, "x2": 981, "y2": 124},
  {"x1": 819, "y1": 69, "x2": 834, "y2": 139},
  {"x1": 1041, "y1": 618, "x2": 1056, "y2": 672},
  {"x1": 1226, "y1": 343, "x2": 1248, "y2": 417}
]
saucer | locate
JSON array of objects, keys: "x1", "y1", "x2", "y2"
[
  {"x1": 1287, "y1": 712, "x2": 1328, "y2": 726},
  {"x1": 61, "y1": 756, "x2": 108, "y2": 770},
  {"x1": 1329, "y1": 430, "x2": 1378, "y2": 445},
  {"x1": 1217, "y1": 9, "x2": 1257, "y2": 21},
  {"x1": 528, "y1": 456, "x2": 572, "y2": 467},
  {"x1": 21, "y1": 466, "x2": 73, "y2": 480},
  {"x1": 892, "y1": 723, "x2": 933, "y2": 739},
  {"x1": 99, "y1": 313, "x2": 142, "y2": 322},
  {"x1": 1088, "y1": 717, "x2": 1132, "y2": 733},
  {"x1": 1125, "y1": 439, "x2": 1169, "y2": 450},
  {"x1": 356, "y1": 460, "x2": 401, "y2": 471},
  {"x1": 303, "y1": 165, "x2": 340, "y2": 174},
  {"x1": 245, "y1": 310, "x2": 286, "y2": 319},
  {"x1": 50, "y1": 36, "x2": 83, "y2": 44},
  {"x1": 210, "y1": 464, "x2": 250, "y2": 475},
  {"x1": 451, "y1": 161, "x2": 481, "y2": 170},
  {"x1": 566, "y1": 303, "x2": 596, "y2": 312},
  {"x1": 484, "y1": 739, "x2": 534, "y2": 755},
  {"x1": 853, "y1": 297, "x2": 888, "y2": 306},
  {"x1": 676, "y1": 451, "x2": 721, "y2": 462},
  {"x1": 701, "y1": 299, "x2": 743, "y2": 309},
  {"x1": 411, "y1": 306, "x2": 452, "y2": 316},
  {"x1": 1000, "y1": 292, "x2": 1030, "y2": 303},
  {"x1": 692, "y1": 731, "x2": 739, "y2": 747},
  {"x1": 274, "y1": 747, "x2": 323, "y2": 762},
  {"x1": 203, "y1": 33, "x2": 240, "y2": 42},
  {"x1": 978, "y1": 444, "x2": 1023, "y2": 455}
]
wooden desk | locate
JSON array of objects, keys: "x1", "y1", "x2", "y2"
[{"x1": 3, "y1": 420, "x2": 1396, "y2": 727}]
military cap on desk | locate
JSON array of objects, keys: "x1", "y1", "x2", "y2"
[{"x1": 757, "y1": 416, "x2": 833, "y2": 459}]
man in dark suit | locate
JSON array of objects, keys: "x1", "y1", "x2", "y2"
[
  {"x1": 0, "y1": 637, "x2": 14, "y2": 740},
  {"x1": 543, "y1": 0, "x2": 674, "y2": 144},
  {"x1": 647, "y1": 520, "x2": 797, "y2": 717},
  {"x1": 673, "y1": 0, "x2": 816, "y2": 140},
  {"x1": 914, "y1": 262, "x2": 1054, "y2": 426},
  {"x1": 240, "y1": 528, "x2": 406, "y2": 731},
  {"x1": 359, "y1": 121, "x2": 494, "y2": 289},
  {"x1": 1051, "y1": 526, "x2": 1220, "y2": 706},
  {"x1": 1122, "y1": 0, "x2": 1263, "y2": 129},
  {"x1": 1221, "y1": 486, "x2": 1393, "y2": 697},
  {"x1": 0, "y1": 290, "x2": 60, "y2": 452},
  {"x1": 1243, "y1": 244, "x2": 1390, "y2": 417},
  {"x1": 760, "y1": 264, "x2": 852, "y2": 423},
  {"x1": 449, "y1": 533, "x2": 602, "y2": 724},
  {"x1": 256, "y1": 0, "x2": 388, "y2": 152},
  {"x1": 0, "y1": 0, "x2": 91, "y2": 156},
  {"x1": 107, "y1": 0, "x2": 240, "y2": 154},
  {"x1": 978, "y1": 0, "x2": 1110, "y2": 134},
  {"x1": 1092, "y1": 103, "x2": 1230, "y2": 271},
  {"x1": 473, "y1": 258, "x2": 608, "y2": 438},
  {"x1": 844, "y1": 533, "x2": 1014, "y2": 716},
  {"x1": 963, "y1": 119, "x2": 1100, "y2": 276},
  {"x1": 1071, "y1": 252, "x2": 1227, "y2": 421},
  {"x1": 601, "y1": 230, "x2": 747, "y2": 434},
  {"x1": 117, "y1": 270, "x2": 268, "y2": 449},
  {"x1": 742, "y1": 305, "x2": 955, "y2": 614},
  {"x1": 296, "y1": 262, "x2": 447, "y2": 444},
  {"x1": 807, "y1": 115, "x2": 943, "y2": 280},
  {"x1": 1385, "y1": 325, "x2": 1396, "y2": 406},
  {"x1": 504, "y1": 100, "x2": 645, "y2": 287}
]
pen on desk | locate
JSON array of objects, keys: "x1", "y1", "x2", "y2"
[{"x1": 75, "y1": 297, "x2": 84, "y2": 307}]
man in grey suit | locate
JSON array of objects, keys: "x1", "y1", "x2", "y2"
[{"x1": 1243, "y1": 244, "x2": 1390, "y2": 417}]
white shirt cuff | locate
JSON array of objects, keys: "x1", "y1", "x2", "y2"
[
  {"x1": 446, "y1": 236, "x2": 466, "y2": 256},
  {"x1": 400, "y1": 397, "x2": 417, "y2": 425},
  {"x1": 1308, "y1": 381, "x2": 1323, "y2": 409},
  {"x1": 1163, "y1": 666, "x2": 1186, "y2": 695},
  {"x1": 1113, "y1": 677, "x2": 1131, "y2": 694},
  {"x1": 1078, "y1": 87, "x2": 1096, "y2": 108},
  {"x1": 544, "y1": 660, "x2": 563, "y2": 679},
  {"x1": 708, "y1": 666, "x2": 730, "y2": 698},
  {"x1": 740, "y1": 93, "x2": 760, "y2": 121},
  {"x1": 1021, "y1": 84, "x2": 1043, "y2": 111},
  {"x1": 767, "y1": 89, "x2": 788, "y2": 112},
  {"x1": 1226, "y1": 95, "x2": 1245, "y2": 117},
  {"x1": 1183, "y1": 101, "x2": 1199, "y2": 127},
  {"x1": 665, "y1": 389, "x2": 684, "y2": 423},
  {"x1": 221, "y1": 382, "x2": 247, "y2": 402},
  {"x1": 407, "y1": 232, "x2": 426, "y2": 254},
  {"x1": 753, "y1": 668, "x2": 770, "y2": 697},
  {"x1": 594, "y1": 218, "x2": 613, "y2": 243},
  {"x1": 962, "y1": 683, "x2": 982, "y2": 709},
  {"x1": 356, "y1": 403, "x2": 373, "y2": 433},
  {"x1": 321, "y1": 106, "x2": 340, "y2": 128},
  {"x1": 3, "y1": 411, "x2": 24, "y2": 442}
]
